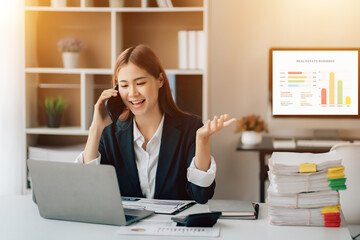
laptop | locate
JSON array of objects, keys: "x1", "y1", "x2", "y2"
[{"x1": 27, "y1": 159, "x2": 154, "y2": 226}]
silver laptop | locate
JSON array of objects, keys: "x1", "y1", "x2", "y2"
[{"x1": 27, "y1": 159, "x2": 154, "y2": 226}]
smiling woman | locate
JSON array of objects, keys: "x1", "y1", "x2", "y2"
[
  {"x1": 78, "y1": 44, "x2": 236, "y2": 203},
  {"x1": 0, "y1": 0, "x2": 26, "y2": 195}
]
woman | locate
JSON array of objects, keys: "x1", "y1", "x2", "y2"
[{"x1": 77, "y1": 45, "x2": 236, "y2": 204}]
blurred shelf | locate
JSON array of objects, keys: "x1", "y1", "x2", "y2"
[
  {"x1": 38, "y1": 83, "x2": 109, "y2": 89},
  {"x1": 26, "y1": 68, "x2": 203, "y2": 75},
  {"x1": 25, "y1": 7, "x2": 204, "y2": 12},
  {"x1": 165, "y1": 69, "x2": 204, "y2": 75},
  {"x1": 25, "y1": 68, "x2": 113, "y2": 75},
  {"x1": 26, "y1": 127, "x2": 89, "y2": 135},
  {"x1": 38, "y1": 83, "x2": 80, "y2": 88}
]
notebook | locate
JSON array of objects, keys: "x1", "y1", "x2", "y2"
[{"x1": 208, "y1": 200, "x2": 259, "y2": 220}]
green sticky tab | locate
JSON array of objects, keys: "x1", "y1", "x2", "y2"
[
  {"x1": 328, "y1": 178, "x2": 347, "y2": 186},
  {"x1": 331, "y1": 185, "x2": 347, "y2": 190}
]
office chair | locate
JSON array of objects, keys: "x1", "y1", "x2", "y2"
[{"x1": 331, "y1": 143, "x2": 360, "y2": 240}]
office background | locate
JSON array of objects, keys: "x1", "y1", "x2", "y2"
[
  {"x1": 1, "y1": 0, "x2": 360, "y2": 199},
  {"x1": 209, "y1": 0, "x2": 360, "y2": 201}
]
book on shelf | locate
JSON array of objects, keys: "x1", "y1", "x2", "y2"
[
  {"x1": 141, "y1": 0, "x2": 149, "y2": 8},
  {"x1": 177, "y1": 30, "x2": 205, "y2": 70},
  {"x1": 196, "y1": 30, "x2": 206, "y2": 69},
  {"x1": 156, "y1": 0, "x2": 172, "y2": 8},
  {"x1": 208, "y1": 200, "x2": 259, "y2": 220},
  {"x1": 178, "y1": 30, "x2": 188, "y2": 69},
  {"x1": 165, "y1": 0, "x2": 173, "y2": 8},
  {"x1": 188, "y1": 30, "x2": 197, "y2": 69}
]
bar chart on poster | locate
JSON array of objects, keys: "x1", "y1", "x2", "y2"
[{"x1": 271, "y1": 49, "x2": 359, "y2": 116}]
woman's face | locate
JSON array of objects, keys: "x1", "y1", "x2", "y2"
[{"x1": 117, "y1": 63, "x2": 163, "y2": 118}]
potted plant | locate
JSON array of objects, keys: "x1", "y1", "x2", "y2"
[
  {"x1": 44, "y1": 96, "x2": 68, "y2": 128},
  {"x1": 57, "y1": 36, "x2": 85, "y2": 68},
  {"x1": 234, "y1": 114, "x2": 268, "y2": 145}
]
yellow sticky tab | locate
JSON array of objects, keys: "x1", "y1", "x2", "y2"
[
  {"x1": 299, "y1": 163, "x2": 316, "y2": 173},
  {"x1": 328, "y1": 166, "x2": 345, "y2": 173},
  {"x1": 322, "y1": 204, "x2": 341, "y2": 214},
  {"x1": 327, "y1": 166, "x2": 345, "y2": 179},
  {"x1": 327, "y1": 172, "x2": 345, "y2": 179}
]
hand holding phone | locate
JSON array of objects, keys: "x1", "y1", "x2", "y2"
[{"x1": 105, "y1": 83, "x2": 126, "y2": 123}]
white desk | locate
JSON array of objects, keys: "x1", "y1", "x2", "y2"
[{"x1": 0, "y1": 195, "x2": 352, "y2": 240}]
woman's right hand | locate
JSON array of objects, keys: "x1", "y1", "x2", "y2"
[{"x1": 91, "y1": 88, "x2": 119, "y2": 130}]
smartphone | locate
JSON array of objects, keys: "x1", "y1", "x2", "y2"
[{"x1": 105, "y1": 83, "x2": 126, "y2": 123}]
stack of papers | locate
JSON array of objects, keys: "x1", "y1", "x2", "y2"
[
  {"x1": 268, "y1": 204, "x2": 341, "y2": 227},
  {"x1": 268, "y1": 206, "x2": 325, "y2": 226},
  {"x1": 267, "y1": 187, "x2": 339, "y2": 208},
  {"x1": 268, "y1": 170, "x2": 332, "y2": 193},
  {"x1": 267, "y1": 151, "x2": 346, "y2": 227},
  {"x1": 28, "y1": 144, "x2": 85, "y2": 162}
]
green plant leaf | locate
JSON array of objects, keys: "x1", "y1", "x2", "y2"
[{"x1": 44, "y1": 95, "x2": 68, "y2": 115}]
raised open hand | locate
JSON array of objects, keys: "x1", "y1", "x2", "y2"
[{"x1": 196, "y1": 114, "x2": 237, "y2": 140}]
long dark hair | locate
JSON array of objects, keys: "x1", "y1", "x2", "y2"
[{"x1": 112, "y1": 44, "x2": 185, "y2": 121}]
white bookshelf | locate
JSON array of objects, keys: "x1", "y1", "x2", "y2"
[
  {"x1": 26, "y1": 127, "x2": 89, "y2": 135},
  {"x1": 26, "y1": 67, "x2": 203, "y2": 75},
  {"x1": 25, "y1": 6, "x2": 204, "y2": 12},
  {"x1": 25, "y1": 67, "x2": 113, "y2": 74},
  {"x1": 24, "y1": 0, "x2": 208, "y2": 191}
]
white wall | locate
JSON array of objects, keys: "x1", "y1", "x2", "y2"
[
  {"x1": 209, "y1": 0, "x2": 360, "y2": 201},
  {"x1": 0, "y1": 0, "x2": 26, "y2": 195}
]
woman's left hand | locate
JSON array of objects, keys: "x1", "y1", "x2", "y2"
[{"x1": 196, "y1": 114, "x2": 237, "y2": 140}]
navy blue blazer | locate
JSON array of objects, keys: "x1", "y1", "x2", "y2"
[{"x1": 98, "y1": 113, "x2": 215, "y2": 204}]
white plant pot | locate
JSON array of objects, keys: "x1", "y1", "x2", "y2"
[
  {"x1": 109, "y1": 0, "x2": 124, "y2": 8},
  {"x1": 62, "y1": 52, "x2": 80, "y2": 68},
  {"x1": 241, "y1": 131, "x2": 262, "y2": 146},
  {"x1": 51, "y1": 0, "x2": 66, "y2": 7}
]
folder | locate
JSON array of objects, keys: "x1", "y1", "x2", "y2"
[{"x1": 208, "y1": 200, "x2": 259, "y2": 220}]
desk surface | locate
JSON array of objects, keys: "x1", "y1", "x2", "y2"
[{"x1": 0, "y1": 195, "x2": 352, "y2": 240}]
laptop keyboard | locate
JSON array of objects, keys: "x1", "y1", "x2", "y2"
[{"x1": 125, "y1": 214, "x2": 137, "y2": 222}]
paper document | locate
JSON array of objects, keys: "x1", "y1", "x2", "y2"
[
  {"x1": 117, "y1": 220, "x2": 220, "y2": 237},
  {"x1": 272, "y1": 138, "x2": 296, "y2": 149},
  {"x1": 122, "y1": 198, "x2": 195, "y2": 215},
  {"x1": 267, "y1": 186, "x2": 340, "y2": 208},
  {"x1": 269, "y1": 151, "x2": 342, "y2": 174}
]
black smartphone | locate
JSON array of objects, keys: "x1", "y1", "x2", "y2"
[{"x1": 105, "y1": 83, "x2": 126, "y2": 123}]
